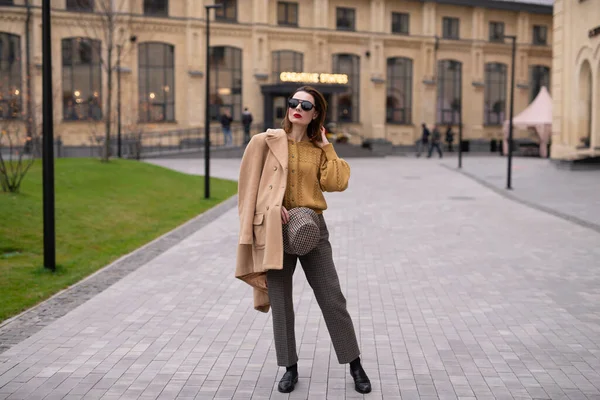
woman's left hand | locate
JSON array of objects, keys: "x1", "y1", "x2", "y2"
[{"x1": 315, "y1": 126, "x2": 330, "y2": 148}]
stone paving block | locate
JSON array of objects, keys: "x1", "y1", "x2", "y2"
[{"x1": 81, "y1": 388, "x2": 108, "y2": 399}]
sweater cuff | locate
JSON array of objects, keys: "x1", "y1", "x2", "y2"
[{"x1": 322, "y1": 143, "x2": 338, "y2": 160}]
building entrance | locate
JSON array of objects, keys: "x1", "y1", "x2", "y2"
[
  {"x1": 261, "y1": 83, "x2": 348, "y2": 132},
  {"x1": 271, "y1": 93, "x2": 334, "y2": 129}
]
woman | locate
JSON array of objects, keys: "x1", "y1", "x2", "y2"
[{"x1": 235, "y1": 86, "x2": 371, "y2": 394}]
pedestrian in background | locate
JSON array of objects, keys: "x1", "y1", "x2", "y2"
[
  {"x1": 445, "y1": 124, "x2": 454, "y2": 152},
  {"x1": 220, "y1": 109, "x2": 233, "y2": 146},
  {"x1": 428, "y1": 124, "x2": 443, "y2": 158},
  {"x1": 242, "y1": 107, "x2": 253, "y2": 145},
  {"x1": 416, "y1": 122, "x2": 430, "y2": 157}
]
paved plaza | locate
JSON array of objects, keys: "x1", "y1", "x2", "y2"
[
  {"x1": 440, "y1": 156, "x2": 600, "y2": 232},
  {"x1": 1, "y1": 157, "x2": 599, "y2": 400}
]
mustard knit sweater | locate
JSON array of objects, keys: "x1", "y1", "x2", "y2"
[{"x1": 282, "y1": 139, "x2": 350, "y2": 214}]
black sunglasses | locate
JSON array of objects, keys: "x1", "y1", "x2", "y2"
[{"x1": 288, "y1": 98, "x2": 315, "y2": 111}]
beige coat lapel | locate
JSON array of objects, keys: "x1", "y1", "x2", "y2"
[{"x1": 265, "y1": 129, "x2": 288, "y2": 170}]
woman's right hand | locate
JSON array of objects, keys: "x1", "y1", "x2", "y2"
[{"x1": 281, "y1": 206, "x2": 290, "y2": 224}]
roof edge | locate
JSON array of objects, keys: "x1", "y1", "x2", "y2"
[{"x1": 425, "y1": 0, "x2": 553, "y2": 15}]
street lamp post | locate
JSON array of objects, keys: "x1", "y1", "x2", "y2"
[
  {"x1": 117, "y1": 35, "x2": 137, "y2": 159},
  {"x1": 42, "y1": 0, "x2": 55, "y2": 271},
  {"x1": 504, "y1": 35, "x2": 517, "y2": 190},
  {"x1": 458, "y1": 107, "x2": 462, "y2": 169},
  {"x1": 204, "y1": 3, "x2": 223, "y2": 199},
  {"x1": 116, "y1": 44, "x2": 122, "y2": 158}
]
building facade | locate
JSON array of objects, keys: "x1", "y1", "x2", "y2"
[
  {"x1": 551, "y1": 0, "x2": 599, "y2": 160},
  {"x1": 0, "y1": 0, "x2": 552, "y2": 148}
]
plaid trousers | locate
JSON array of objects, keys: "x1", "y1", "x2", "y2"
[{"x1": 267, "y1": 214, "x2": 360, "y2": 367}]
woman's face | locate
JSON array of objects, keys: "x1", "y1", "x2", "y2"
[{"x1": 287, "y1": 91, "x2": 318, "y2": 127}]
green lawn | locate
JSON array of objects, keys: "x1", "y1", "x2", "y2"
[{"x1": 0, "y1": 158, "x2": 238, "y2": 323}]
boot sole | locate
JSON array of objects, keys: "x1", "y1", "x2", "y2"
[
  {"x1": 278, "y1": 376, "x2": 298, "y2": 393},
  {"x1": 355, "y1": 384, "x2": 372, "y2": 394}
]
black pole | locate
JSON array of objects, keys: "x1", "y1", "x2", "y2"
[
  {"x1": 42, "y1": 0, "x2": 55, "y2": 271},
  {"x1": 506, "y1": 36, "x2": 516, "y2": 190},
  {"x1": 458, "y1": 111, "x2": 462, "y2": 169},
  {"x1": 117, "y1": 45, "x2": 122, "y2": 158},
  {"x1": 25, "y1": 0, "x2": 34, "y2": 146},
  {"x1": 203, "y1": 4, "x2": 222, "y2": 199},
  {"x1": 204, "y1": 7, "x2": 211, "y2": 199}
]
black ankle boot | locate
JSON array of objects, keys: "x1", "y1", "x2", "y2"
[
  {"x1": 278, "y1": 364, "x2": 298, "y2": 393},
  {"x1": 349, "y1": 357, "x2": 371, "y2": 394}
]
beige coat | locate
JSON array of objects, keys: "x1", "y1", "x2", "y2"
[{"x1": 235, "y1": 129, "x2": 289, "y2": 313}]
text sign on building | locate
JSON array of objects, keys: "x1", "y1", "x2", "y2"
[
  {"x1": 590, "y1": 26, "x2": 600, "y2": 38},
  {"x1": 279, "y1": 72, "x2": 349, "y2": 85}
]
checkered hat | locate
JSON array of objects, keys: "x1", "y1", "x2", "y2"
[{"x1": 282, "y1": 207, "x2": 320, "y2": 255}]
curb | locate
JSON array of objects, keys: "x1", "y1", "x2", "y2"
[
  {"x1": 441, "y1": 164, "x2": 600, "y2": 235},
  {"x1": 0, "y1": 195, "x2": 238, "y2": 355}
]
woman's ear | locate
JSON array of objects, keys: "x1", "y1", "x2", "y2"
[{"x1": 313, "y1": 112, "x2": 318, "y2": 120}]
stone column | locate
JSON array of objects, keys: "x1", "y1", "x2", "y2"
[
  {"x1": 422, "y1": 1, "x2": 436, "y2": 37},
  {"x1": 253, "y1": 0, "x2": 269, "y2": 24},
  {"x1": 471, "y1": 8, "x2": 485, "y2": 41},
  {"x1": 368, "y1": 39, "x2": 386, "y2": 140},
  {"x1": 248, "y1": 29, "x2": 269, "y2": 128},
  {"x1": 314, "y1": 0, "x2": 329, "y2": 29},
  {"x1": 550, "y1": 0, "x2": 565, "y2": 154},
  {"x1": 370, "y1": 0, "x2": 385, "y2": 33},
  {"x1": 420, "y1": 48, "x2": 437, "y2": 125},
  {"x1": 469, "y1": 45, "x2": 485, "y2": 139},
  {"x1": 517, "y1": 12, "x2": 530, "y2": 43},
  {"x1": 311, "y1": 34, "x2": 328, "y2": 72},
  {"x1": 418, "y1": 2, "x2": 437, "y2": 126}
]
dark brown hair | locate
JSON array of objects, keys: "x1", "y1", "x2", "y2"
[{"x1": 282, "y1": 86, "x2": 328, "y2": 142}]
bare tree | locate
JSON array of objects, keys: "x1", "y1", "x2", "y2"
[
  {"x1": 69, "y1": 0, "x2": 140, "y2": 162},
  {"x1": 0, "y1": 121, "x2": 36, "y2": 193},
  {"x1": 0, "y1": 55, "x2": 56, "y2": 192},
  {"x1": 0, "y1": 72, "x2": 39, "y2": 193},
  {"x1": 122, "y1": 114, "x2": 147, "y2": 160},
  {"x1": 87, "y1": 100, "x2": 149, "y2": 160}
]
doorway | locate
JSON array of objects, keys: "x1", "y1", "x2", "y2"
[
  {"x1": 260, "y1": 83, "x2": 349, "y2": 132},
  {"x1": 274, "y1": 94, "x2": 334, "y2": 130},
  {"x1": 274, "y1": 96, "x2": 286, "y2": 129}
]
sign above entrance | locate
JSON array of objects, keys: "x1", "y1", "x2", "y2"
[{"x1": 279, "y1": 72, "x2": 349, "y2": 85}]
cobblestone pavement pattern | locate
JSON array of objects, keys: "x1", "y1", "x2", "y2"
[
  {"x1": 440, "y1": 156, "x2": 600, "y2": 231},
  {"x1": 1, "y1": 158, "x2": 599, "y2": 400}
]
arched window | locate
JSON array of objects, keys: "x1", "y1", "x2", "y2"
[
  {"x1": 484, "y1": 62, "x2": 507, "y2": 125},
  {"x1": 209, "y1": 46, "x2": 242, "y2": 121},
  {"x1": 272, "y1": 50, "x2": 303, "y2": 82},
  {"x1": 138, "y1": 42, "x2": 175, "y2": 122},
  {"x1": 529, "y1": 65, "x2": 550, "y2": 102},
  {"x1": 62, "y1": 37, "x2": 102, "y2": 121},
  {"x1": 386, "y1": 57, "x2": 413, "y2": 124},
  {"x1": 0, "y1": 32, "x2": 21, "y2": 119},
  {"x1": 332, "y1": 54, "x2": 360, "y2": 123},
  {"x1": 436, "y1": 60, "x2": 461, "y2": 124}
]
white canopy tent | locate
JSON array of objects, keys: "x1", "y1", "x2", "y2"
[{"x1": 503, "y1": 86, "x2": 552, "y2": 158}]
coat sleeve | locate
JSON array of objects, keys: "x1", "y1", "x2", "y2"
[
  {"x1": 319, "y1": 143, "x2": 350, "y2": 192},
  {"x1": 238, "y1": 136, "x2": 264, "y2": 244}
]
